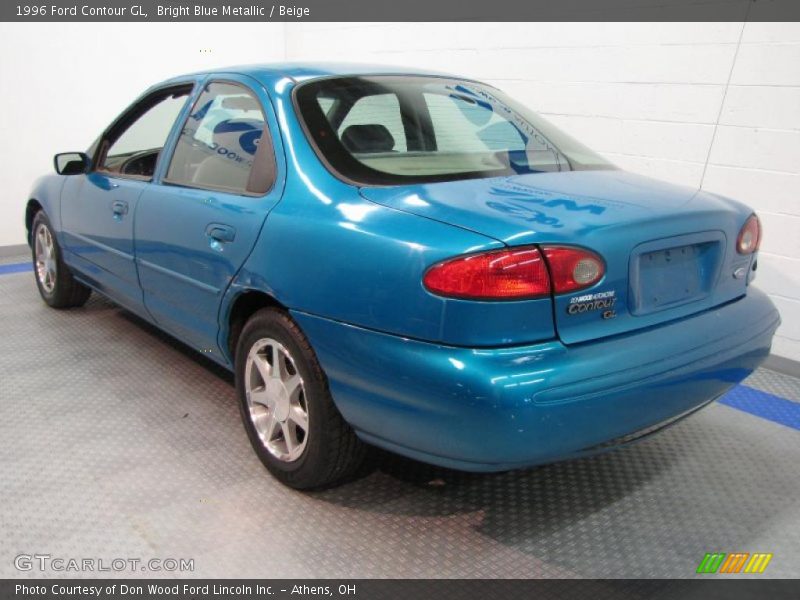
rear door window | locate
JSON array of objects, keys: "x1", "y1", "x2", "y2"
[{"x1": 166, "y1": 81, "x2": 273, "y2": 195}]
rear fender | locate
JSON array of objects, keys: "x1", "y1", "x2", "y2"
[{"x1": 226, "y1": 169, "x2": 556, "y2": 347}]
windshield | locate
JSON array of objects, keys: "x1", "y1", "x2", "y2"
[{"x1": 295, "y1": 76, "x2": 615, "y2": 186}]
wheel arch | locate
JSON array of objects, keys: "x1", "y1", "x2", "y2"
[
  {"x1": 224, "y1": 289, "x2": 288, "y2": 364},
  {"x1": 25, "y1": 199, "x2": 44, "y2": 246}
]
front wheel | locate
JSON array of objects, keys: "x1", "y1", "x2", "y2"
[
  {"x1": 31, "y1": 211, "x2": 91, "y2": 309},
  {"x1": 235, "y1": 308, "x2": 366, "y2": 489}
]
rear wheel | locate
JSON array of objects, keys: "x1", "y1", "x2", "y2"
[
  {"x1": 31, "y1": 211, "x2": 91, "y2": 309},
  {"x1": 235, "y1": 307, "x2": 366, "y2": 489}
]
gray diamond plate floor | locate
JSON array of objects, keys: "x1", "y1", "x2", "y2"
[{"x1": 1, "y1": 266, "x2": 799, "y2": 579}]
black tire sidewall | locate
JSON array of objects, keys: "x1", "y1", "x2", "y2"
[{"x1": 31, "y1": 210, "x2": 90, "y2": 309}]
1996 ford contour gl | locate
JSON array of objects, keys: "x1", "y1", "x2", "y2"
[{"x1": 26, "y1": 63, "x2": 780, "y2": 489}]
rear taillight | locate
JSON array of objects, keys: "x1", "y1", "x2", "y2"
[
  {"x1": 423, "y1": 246, "x2": 550, "y2": 300},
  {"x1": 542, "y1": 246, "x2": 605, "y2": 294},
  {"x1": 423, "y1": 245, "x2": 604, "y2": 300},
  {"x1": 737, "y1": 214, "x2": 761, "y2": 255}
]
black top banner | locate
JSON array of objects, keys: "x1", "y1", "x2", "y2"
[{"x1": 3, "y1": 0, "x2": 800, "y2": 22}]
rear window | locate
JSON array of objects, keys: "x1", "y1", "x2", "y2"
[{"x1": 295, "y1": 76, "x2": 614, "y2": 186}]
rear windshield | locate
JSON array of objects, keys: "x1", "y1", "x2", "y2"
[{"x1": 295, "y1": 76, "x2": 615, "y2": 186}]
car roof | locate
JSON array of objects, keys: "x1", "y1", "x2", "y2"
[{"x1": 158, "y1": 62, "x2": 466, "y2": 88}]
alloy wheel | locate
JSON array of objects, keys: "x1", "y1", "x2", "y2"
[
  {"x1": 244, "y1": 337, "x2": 309, "y2": 462},
  {"x1": 34, "y1": 223, "x2": 56, "y2": 293}
]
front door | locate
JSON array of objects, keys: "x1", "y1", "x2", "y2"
[
  {"x1": 60, "y1": 85, "x2": 193, "y2": 312},
  {"x1": 134, "y1": 77, "x2": 284, "y2": 361}
]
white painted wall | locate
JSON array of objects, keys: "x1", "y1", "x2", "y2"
[
  {"x1": 0, "y1": 22, "x2": 797, "y2": 361},
  {"x1": 0, "y1": 21, "x2": 285, "y2": 244},
  {"x1": 285, "y1": 22, "x2": 800, "y2": 361}
]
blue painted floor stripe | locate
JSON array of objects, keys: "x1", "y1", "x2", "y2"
[
  {"x1": 720, "y1": 384, "x2": 800, "y2": 431},
  {"x1": 0, "y1": 262, "x2": 32, "y2": 275}
]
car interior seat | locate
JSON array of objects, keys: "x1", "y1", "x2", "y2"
[{"x1": 340, "y1": 124, "x2": 395, "y2": 153}]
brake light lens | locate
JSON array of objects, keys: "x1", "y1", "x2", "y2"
[
  {"x1": 423, "y1": 245, "x2": 604, "y2": 300},
  {"x1": 542, "y1": 246, "x2": 605, "y2": 293},
  {"x1": 737, "y1": 214, "x2": 761, "y2": 255},
  {"x1": 423, "y1": 247, "x2": 550, "y2": 300}
]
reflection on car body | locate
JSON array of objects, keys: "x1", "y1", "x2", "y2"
[{"x1": 26, "y1": 63, "x2": 779, "y2": 489}]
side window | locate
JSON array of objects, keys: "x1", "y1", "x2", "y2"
[
  {"x1": 166, "y1": 82, "x2": 272, "y2": 195},
  {"x1": 99, "y1": 88, "x2": 190, "y2": 179},
  {"x1": 338, "y1": 93, "x2": 407, "y2": 153}
]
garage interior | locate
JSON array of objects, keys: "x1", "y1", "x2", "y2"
[
  {"x1": 0, "y1": 20, "x2": 798, "y2": 580},
  {"x1": 1, "y1": 251, "x2": 799, "y2": 578}
]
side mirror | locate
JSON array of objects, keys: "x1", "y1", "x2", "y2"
[{"x1": 54, "y1": 152, "x2": 90, "y2": 175}]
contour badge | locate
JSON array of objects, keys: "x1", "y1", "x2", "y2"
[{"x1": 567, "y1": 290, "x2": 617, "y2": 318}]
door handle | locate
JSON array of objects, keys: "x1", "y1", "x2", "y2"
[
  {"x1": 111, "y1": 200, "x2": 128, "y2": 216},
  {"x1": 206, "y1": 223, "x2": 236, "y2": 244}
]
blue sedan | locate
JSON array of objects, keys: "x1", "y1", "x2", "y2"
[{"x1": 26, "y1": 63, "x2": 780, "y2": 489}]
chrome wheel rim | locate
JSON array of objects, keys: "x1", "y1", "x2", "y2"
[
  {"x1": 34, "y1": 223, "x2": 56, "y2": 293},
  {"x1": 244, "y1": 337, "x2": 309, "y2": 462}
]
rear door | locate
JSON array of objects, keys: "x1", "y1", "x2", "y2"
[{"x1": 134, "y1": 75, "x2": 285, "y2": 361}]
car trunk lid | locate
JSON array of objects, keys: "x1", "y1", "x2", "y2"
[{"x1": 360, "y1": 170, "x2": 755, "y2": 345}]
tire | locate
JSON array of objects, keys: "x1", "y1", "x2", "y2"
[
  {"x1": 235, "y1": 307, "x2": 366, "y2": 489},
  {"x1": 31, "y1": 211, "x2": 91, "y2": 309}
]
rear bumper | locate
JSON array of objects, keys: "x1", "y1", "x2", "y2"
[{"x1": 292, "y1": 287, "x2": 780, "y2": 471}]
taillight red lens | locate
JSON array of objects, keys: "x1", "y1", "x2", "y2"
[
  {"x1": 423, "y1": 245, "x2": 605, "y2": 300},
  {"x1": 737, "y1": 214, "x2": 761, "y2": 255},
  {"x1": 423, "y1": 246, "x2": 550, "y2": 300},
  {"x1": 542, "y1": 246, "x2": 605, "y2": 294}
]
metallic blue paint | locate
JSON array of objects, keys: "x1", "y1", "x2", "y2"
[
  {"x1": 60, "y1": 173, "x2": 149, "y2": 313},
  {"x1": 292, "y1": 288, "x2": 778, "y2": 470},
  {"x1": 134, "y1": 73, "x2": 287, "y2": 361},
  {"x1": 25, "y1": 63, "x2": 780, "y2": 471},
  {"x1": 360, "y1": 170, "x2": 758, "y2": 345}
]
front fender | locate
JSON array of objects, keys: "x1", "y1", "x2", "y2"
[{"x1": 26, "y1": 174, "x2": 68, "y2": 244}]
